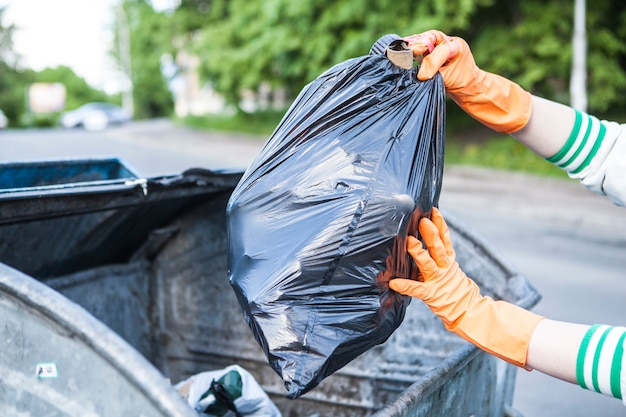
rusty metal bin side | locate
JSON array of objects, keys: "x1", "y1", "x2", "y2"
[
  {"x1": 137, "y1": 197, "x2": 539, "y2": 416},
  {"x1": 0, "y1": 262, "x2": 196, "y2": 417}
]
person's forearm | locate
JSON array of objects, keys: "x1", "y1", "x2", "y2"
[
  {"x1": 515, "y1": 95, "x2": 626, "y2": 207},
  {"x1": 526, "y1": 319, "x2": 588, "y2": 383},
  {"x1": 527, "y1": 320, "x2": 626, "y2": 401},
  {"x1": 512, "y1": 96, "x2": 577, "y2": 158}
]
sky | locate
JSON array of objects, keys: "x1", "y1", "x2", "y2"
[{"x1": 0, "y1": 0, "x2": 125, "y2": 93}]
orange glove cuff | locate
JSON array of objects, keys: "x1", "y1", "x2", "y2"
[
  {"x1": 449, "y1": 294, "x2": 544, "y2": 368},
  {"x1": 447, "y1": 70, "x2": 533, "y2": 134},
  {"x1": 410, "y1": 259, "x2": 543, "y2": 368}
]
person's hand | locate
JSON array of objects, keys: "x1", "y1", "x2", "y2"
[
  {"x1": 403, "y1": 30, "x2": 474, "y2": 85},
  {"x1": 390, "y1": 207, "x2": 544, "y2": 368},
  {"x1": 402, "y1": 30, "x2": 532, "y2": 134}
]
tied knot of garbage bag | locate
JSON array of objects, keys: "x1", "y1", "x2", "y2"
[{"x1": 227, "y1": 35, "x2": 446, "y2": 399}]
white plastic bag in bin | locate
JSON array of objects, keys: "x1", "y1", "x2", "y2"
[{"x1": 174, "y1": 364, "x2": 281, "y2": 417}]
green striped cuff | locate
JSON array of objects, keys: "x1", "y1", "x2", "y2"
[
  {"x1": 546, "y1": 110, "x2": 606, "y2": 175},
  {"x1": 576, "y1": 324, "x2": 625, "y2": 399}
]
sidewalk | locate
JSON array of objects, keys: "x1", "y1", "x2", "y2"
[{"x1": 440, "y1": 165, "x2": 626, "y2": 237}]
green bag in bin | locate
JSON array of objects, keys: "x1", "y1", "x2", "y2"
[{"x1": 226, "y1": 35, "x2": 446, "y2": 399}]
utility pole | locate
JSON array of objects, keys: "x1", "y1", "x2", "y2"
[
  {"x1": 116, "y1": 5, "x2": 134, "y2": 117},
  {"x1": 570, "y1": 0, "x2": 587, "y2": 112}
]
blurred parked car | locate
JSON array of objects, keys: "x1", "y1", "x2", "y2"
[
  {"x1": 0, "y1": 109, "x2": 7, "y2": 129},
  {"x1": 59, "y1": 102, "x2": 131, "y2": 131}
]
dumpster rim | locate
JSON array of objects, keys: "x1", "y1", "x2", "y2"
[{"x1": 0, "y1": 262, "x2": 196, "y2": 417}]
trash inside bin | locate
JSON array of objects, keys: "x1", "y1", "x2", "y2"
[
  {"x1": 175, "y1": 364, "x2": 281, "y2": 416},
  {"x1": 0, "y1": 159, "x2": 540, "y2": 416}
]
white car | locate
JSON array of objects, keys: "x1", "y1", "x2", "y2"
[
  {"x1": 60, "y1": 102, "x2": 131, "y2": 131},
  {"x1": 0, "y1": 109, "x2": 7, "y2": 129}
]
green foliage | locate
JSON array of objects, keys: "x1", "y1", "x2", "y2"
[
  {"x1": 446, "y1": 105, "x2": 572, "y2": 178},
  {"x1": 0, "y1": 64, "x2": 31, "y2": 126},
  {"x1": 105, "y1": 0, "x2": 626, "y2": 119},
  {"x1": 176, "y1": 101, "x2": 567, "y2": 178},
  {"x1": 0, "y1": 7, "x2": 119, "y2": 127},
  {"x1": 189, "y1": 0, "x2": 495, "y2": 108},
  {"x1": 2, "y1": 0, "x2": 626, "y2": 129},
  {"x1": 1, "y1": 65, "x2": 118, "y2": 127},
  {"x1": 178, "y1": 108, "x2": 287, "y2": 136},
  {"x1": 470, "y1": 0, "x2": 626, "y2": 113},
  {"x1": 167, "y1": 0, "x2": 212, "y2": 34},
  {"x1": 154, "y1": 0, "x2": 626, "y2": 178},
  {"x1": 36, "y1": 66, "x2": 111, "y2": 111},
  {"x1": 444, "y1": 136, "x2": 567, "y2": 178},
  {"x1": 115, "y1": 0, "x2": 174, "y2": 119},
  {"x1": 0, "y1": 7, "x2": 27, "y2": 126},
  {"x1": 585, "y1": 3, "x2": 626, "y2": 112},
  {"x1": 0, "y1": 7, "x2": 13, "y2": 56},
  {"x1": 177, "y1": 0, "x2": 626, "y2": 115},
  {"x1": 19, "y1": 66, "x2": 117, "y2": 127}
]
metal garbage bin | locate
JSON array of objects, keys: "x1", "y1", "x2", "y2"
[
  {"x1": 0, "y1": 262, "x2": 196, "y2": 417},
  {"x1": 0, "y1": 158, "x2": 539, "y2": 416}
]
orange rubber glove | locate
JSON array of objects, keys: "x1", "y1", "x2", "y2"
[
  {"x1": 390, "y1": 208, "x2": 544, "y2": 368},
  {"x1": 403, "y1": 30, "x2": 532, "y2": 134}
]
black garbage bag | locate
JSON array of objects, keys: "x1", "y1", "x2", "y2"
[{"x1": 227, "y1": 35, "x2": 446, "y2": 399}]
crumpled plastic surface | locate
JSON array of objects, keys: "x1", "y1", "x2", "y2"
[{"x1": 227, "y1": 35, "x2": 446, "y2": 399}]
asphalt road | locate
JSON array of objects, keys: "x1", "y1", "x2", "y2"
[{"x1": 2, "y1": 121, "x2": 625, "y2": 416}]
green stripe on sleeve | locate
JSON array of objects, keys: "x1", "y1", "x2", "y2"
[
  {"x1": 592, "y1": 327, "x2": 612, "y2": 393},
  {"x1": 558, "y1": 113, "x2": 593, "y2": 168},
  {"x1": 577, "y1": 324, "x2": 600, "y2": 389},
  {"x1": 570, "y1": 122, "x2": 606, "y2": 174},
  {"x1": 546, "y1": 110, "x2": 582, "y2": 164},
  {"x1": 610, "y1": 331, "x2": 626, "y2": 399},
  {"x1": 558, "y1": 115, "x2": 593, "y2": 168}
]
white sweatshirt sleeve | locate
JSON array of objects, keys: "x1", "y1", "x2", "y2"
[
  {"x1": 575, "y1": 325, "x2": 626, "y2": 403},
  {"x1": 623, "y1": 343, "x2": 626, "y2": 406},
  {"x1": 545, "y1": 110, "x2": 626, "y2": 207}
]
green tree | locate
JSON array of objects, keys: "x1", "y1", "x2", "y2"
[
  {"x1": 585, "y1": 2, "x2": 626, "y2": 114},
  {"x1": 168, "y1": 0, "x2": 212, "y2": 34},
  {"x1": 469, "y1": 0, "x2": 626, "y2": 115},
  {"x1": 0, "y1": 6, "x2": 15, "y2": 62},
  {"x1": 114, "y1": 0, "x2": 626, "y2": 117},
  {"x1": 36, "y1": 66, "x2": 111, "y2": 111},
  {"x1": 113, "y1": 0, "x2": 174, "y2": 119},
  {"x1": 189, "y1": 0, "x2": 493, "y2": 109},
  {"x1": 0, "y1": 6, "x2": 29, "y2": 126},
  {"x1": 1, "y1": 7, "x2": 118, "y2": 127},
  {"x1": 19, "y1": 66, "x2": 116, "y2": 127},
  {"x1": 0, "y1": 64, "x2": 33, "y2": 126}
]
